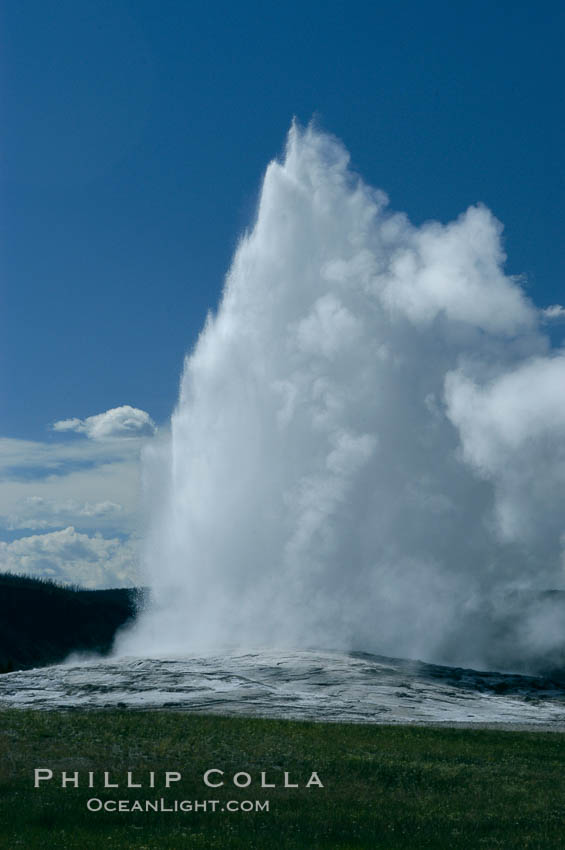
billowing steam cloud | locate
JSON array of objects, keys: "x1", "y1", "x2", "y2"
[{"x1": 119, "y1": 123, "x2": 565, "y2": 671}]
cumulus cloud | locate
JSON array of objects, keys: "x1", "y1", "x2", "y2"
[
  {"x1": 541, "y1": 304, "x2": 565, "y2": 321},
  {"x1": 0, "y1": 420, "x2": 153, "y2": 585},
  {"x1": 119, "y1": 123, "x2": 565, "y2": 672},
  {"x1": 0, "y1": 526, "x2": 139, "y2": 588},
  {"x1": 53, "y1": 405, "x2": 156, "y2": 440}
]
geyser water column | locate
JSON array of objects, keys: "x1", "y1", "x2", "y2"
[{"x1": 120, "y1": 122, "x2": 565, "y2": 667}]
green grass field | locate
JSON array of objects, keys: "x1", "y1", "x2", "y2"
[{"x1": 2, "y1": 710, "x2": 565, "y2": 848}]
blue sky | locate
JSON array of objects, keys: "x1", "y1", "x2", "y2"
[{"x1": 1, "y1": 0, "x2": 563, "y2": 585}]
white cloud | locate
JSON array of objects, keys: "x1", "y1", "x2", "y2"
[
  {"x1": 541, "y1": 304, "x2": 565, "y2": 321},
  {"x1": 0, "y1": 412, "x2": 156, "y2": 586},
  {"x1": 0, "y1": 435, "x2": 142, "y2": 535},
  {"x1": 3, "y1": 497, "x2": 123, "y2": 531},
  {"x1": 0, "y1": 433, "x2": 145, "y2": 476},
  {"x1": 0, "y1": 526, "x2": 139, "y2": 588},
  {"x1": 53, "y1": 405, "x2": 156, "y2": 440}
]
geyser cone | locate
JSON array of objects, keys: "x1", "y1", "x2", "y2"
[{"x1": 119, "y1": 123, "x2": 565, "y2": 670}]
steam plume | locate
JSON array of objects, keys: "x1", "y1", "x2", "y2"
[{"x1": 119, "y1": 123, "x2": 565, "y2": 670}]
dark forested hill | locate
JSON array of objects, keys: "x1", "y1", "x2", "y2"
[{"x1": 0, "y1": 573, "x2": 141, "y2": 673}]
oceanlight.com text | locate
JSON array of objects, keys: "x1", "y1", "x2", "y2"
[{"x1": 86, "y1": 798, "x2": 270, "y2": 813}]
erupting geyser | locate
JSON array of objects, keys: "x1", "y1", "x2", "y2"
[{"x1": 119, "y1": 123, "x2": 565, "y2": 669}]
